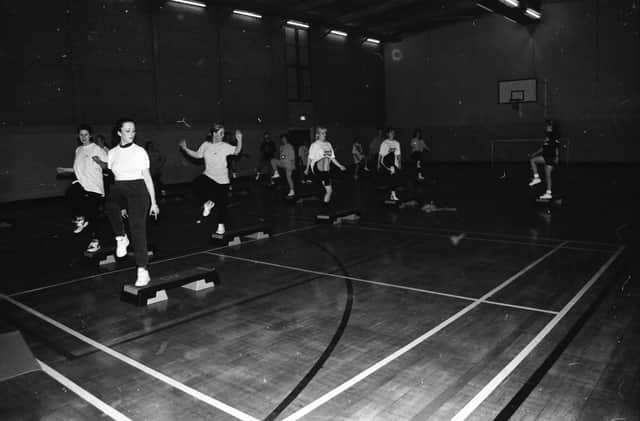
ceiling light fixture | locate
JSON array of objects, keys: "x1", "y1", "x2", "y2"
[
  {"x1": 233, "y1": 9, "x2": 262, "y2": 19},
  {"x1": 286, "y1": 20, "x2": 310, "y2": 29},
  {"x1": 170, "y1": 0, "x2": 206, "y2": 7}
]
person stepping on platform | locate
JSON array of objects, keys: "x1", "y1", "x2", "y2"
[{"x1": 179, "y1": 123, "x2": 243, "y2": 238}]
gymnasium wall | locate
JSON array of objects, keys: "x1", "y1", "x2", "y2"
[
  {"x1": 0, "y1": 0, "x2": 384, "y2": 202},
  {"x1": 384, "y1": 0, "x2": 640, "y2": 163}
]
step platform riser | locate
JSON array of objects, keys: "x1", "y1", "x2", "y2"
[
  {"x1": 315, "y1": 209, "x2": 360, "y2": 224},
  {"x1": 211, "y1": 225, "x2": 272, "y2": 246},
  {"x1": 121, "y1": 268, "x2": 218, "y2": 306}
]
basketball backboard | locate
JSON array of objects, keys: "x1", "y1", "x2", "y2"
[{"x1": 498, "y1": 78, "x2": 537, "y2": 104}]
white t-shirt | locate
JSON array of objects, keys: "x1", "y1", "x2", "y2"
[
  {"x1": 108, "y1": 143, "x2": 150, "y2": 181},
  {"x1": 379, "y1": 139, "x2": 401, "y2": 166},
  {"x1": 308, "y1": 140, "x2": 335, "y2": 170},
  {"x1": 196, "y1": 141, "x2": 237, "y2": 184},
  {"x1": 73, "y1": 143, "x2": 107, "y2": 195}
]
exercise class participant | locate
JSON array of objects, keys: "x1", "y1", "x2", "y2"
[
  {"x1": 305, "y1": 125, "x2": 346, "y2": 207},
  {"x1": 270, "y1": 133, "x2": 296, "y2": 197},
  {"x1": 528, "y1": 119, "x2": 560, "y2": 200},
  {"x1": 56, "y1": 124, "x2": 108, "y2": 252},
  {"x1": 352, "y1": 137, "x2": 366, "y2": 180},
  {"x1": 297, "y1": 139, "x2": 311, "y2": 184},
  {"x1": 255, "y1": 131, "x2": 276, "y2": 180},
  {"x1": 368, "y1": 127, "x2": 383, "y2": 172},
  {"x1": 179, "y1": 124, "x2": 243, "y2": 235},
  {"x1": 409, "y1": 128, "x2": 430, "y2": 181},
  {"x1": 378, "y1": 127, "x2": 402, "y2": 202},
  {"x1": 105, "y1": 118, "x2": 159, "y2": 287}
]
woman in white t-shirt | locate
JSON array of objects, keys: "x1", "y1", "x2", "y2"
[
  {"x1": 378, "y1": 127, "x2": 402, "y2": 202},
  {"x1": 105, "y1": 118, "x2": 159, "y2": 287},
  {"x1": 270, "y1": 133, "x2": 296, "y2": 197},
  {"x1": 179, "y1": 123, "x2": 242, "y2": 235},
  {"x1": 305, "y1": 126, "x2": 346, "y2": 206},
  {"x1": 56, "y1": 124, "x2": 108, "y2": 252}
]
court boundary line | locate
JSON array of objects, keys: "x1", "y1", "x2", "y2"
[
  {"x1": 0, "y1": 293, "x2": 259, "y2": 421},
  {"x1": 450, "y1": 245, "x2": 625, "y2": 420},
  {"x1": 340, "y1": 224, "x2": 616, "y2": 253},
  {"x1": 350, "y1": 220, "x2": 621, "y2": 248},
  {"x1": 277, "y1": 241, "x2": 568, "y2": 421},
  {"x1": 38, "y1": 359, "x2": 132, "y2": 421},
  {"x1": 206, "y1": 252, "x2": 559, "y2": 315},
  {"x1": 9, "y1": 224, "x2": 320, "y2": 298}
]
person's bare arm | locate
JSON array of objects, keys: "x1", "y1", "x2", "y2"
[
  {"x1": 142, "y1": 169, "x2": 159, "y2": 219},
  {"x1": 179, "y1": 139, "x2": 202, "y2": 159}
]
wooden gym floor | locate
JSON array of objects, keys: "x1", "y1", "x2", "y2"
[{"x1": 0, "y1": 163, "x2": 637, "y2": 420}]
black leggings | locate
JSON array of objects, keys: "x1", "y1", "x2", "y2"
[
  {"x1": 105, "y1": 180, "x2": 150, "y2": 267},
  {"x1": 383, "y1": 166, "x2": 399, "y2": 190},
  {"x1": 314, "y1": 169, "x2": 332, "y2": 187},
  {"x1": 194, "y1": 175, "x2": 229, "y2": 224},
  {"x1": 66, "y1": 182, "x2": 102, "y2": 224}
]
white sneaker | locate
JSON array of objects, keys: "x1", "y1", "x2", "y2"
[
  {"x1": 215, "y1": 224, "x2": 226, "y2": 235},
  {"x1": 539, "y1": 191, "x2": 552, "y2": 200},
  {"x1": 135, "y1": 267, "x2": 150, "y2": 287},
  {"x1": 202, "y1": 200, "x2": 215, "y2": 217},
  {"x1": 287, "y1": 190, "x2": 295, "y2": 197},
  {"x1": 271, "y1": 172, "x2": 280, "y2": 179},
  {"x1": 417, "y1": 173, "x2": 425, "y2": 181},
  {"x1": 73, "y1": 218, "x2": 88, "y2": 234},
  {"x1": 255, "y1": 172, "x2": 261, "y2": 181},
  {"x1": 86, "y1": 239, "x2": 101, "y2": 253},
  {"x1": 528, "y1": 176, "x2": 541, "y2": 187},
  {"x1": 115, "y1": 235, "x2": 129, "y2": 258},
  {"x1": 390, "y1": 191, "x2": 399, "y2": 201}
]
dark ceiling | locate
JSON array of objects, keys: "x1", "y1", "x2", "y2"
[{"x1": 211, "y1": 0, "x2": 483, "y2": 41}]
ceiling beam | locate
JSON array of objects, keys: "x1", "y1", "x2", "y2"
[
  {"x1": 205, "y1": 0, "x2": 392, "y2": 40},
  {"x1": 388, "y1": 10, "x2": 480, "y2": 39},
  {"x1": 357, "y1": 0, "x2": 473, "y2": 27},
  {"x1": 339, "y1": 0, "x2": 424, "y2": 23}
]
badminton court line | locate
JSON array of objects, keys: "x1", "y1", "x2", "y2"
[
  {"x1": 38, "y1": 359, "x2": 132, "y2": 421},
  {"x1": 342, "y1": 224, "x2": 614, "y2": 253},
  {"x1": 274, "y1": 241, "x2": 567, "y2": 421},
  {"x1": 10, "y1": 224, "x2": 320, "y2": 297},
  {"x1": 206, "y1": 251, "x2": 560, "y2": 315},
  {"x1": 0, "y1": 293, "x2": 259, "y2": 421},
  {"x1": 351, "y1": 220, "x2": 620, "y2": 248},
  {"x1": 450, "y1": 245, "x2": 625, "y2": 420}
]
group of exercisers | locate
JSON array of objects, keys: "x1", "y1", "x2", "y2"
[{"x1": 58, "y1": 119, "x2": 557, "y2": 287}]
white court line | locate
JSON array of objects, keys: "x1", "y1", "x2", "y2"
[
  {"x1": 451, "y1": 245, "x2": 625, "y2": 421},
  {"x1": 38, "y1": 359, "x2": 132, "y2": 421},
  {"x1": 342, "y1": 224, "x2": 613, "y2": 253},
  {"x1": 206, "y1": 252, "x2": 559, "y2": 315},
  {"x1": 10, "y1": 224, "x2": 320, "y2": 297},
  {"x1": 0, "y1": 294, "x2": 259, "y2": 421},
  {"x1": 278, "y1": 242, "x2": 567, "y2": 421},
  {"x1": 351, "y1": 221, "x2": 621, "y2": 248}
]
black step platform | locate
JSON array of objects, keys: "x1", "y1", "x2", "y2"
[
  {"x1": 121, "y1": 266, "x2": 218, "y2": 306},
  {"x1": 295, "y1": 193, "x2": 319, "y2": 205},
  {"x1": 315, "y1": 208, "x2": 360, "y2": 224},
  {"x1": 210, "y1": 223, "x2": 272, "y2": 246},
  {"x1": 384, "y1": 198, "x2": 415, "y2": 208},
  {"x1": 84, "y1": 244, "x2": 156, "y2": 267},
  {"x1": 535, "y1": 195, "x2": 564, "y2": 208}
]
